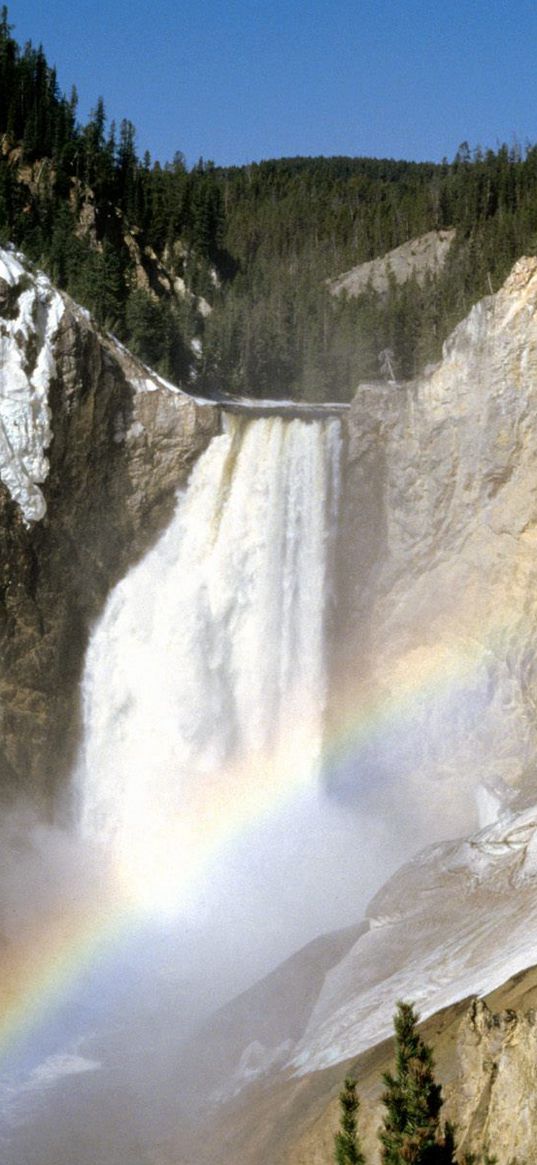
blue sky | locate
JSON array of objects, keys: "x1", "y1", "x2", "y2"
[{"x1": 7, "y1": 0, "x2": 537, "y2": 167}]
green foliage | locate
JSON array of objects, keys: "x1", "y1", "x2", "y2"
[
  {"x1": 334, "y1": 1005, "x2": 498, "y2": 1165},
  {"x1": 334, "y1": 1077, "x2": 365, "y2": 1165},
  {"x1": 0, "y1": 7, "x2": 225, "y2": 385},
  {"x1": 125, "y1": 288, "x2": 191, "y2": 380},
  {"x1": 379, "y1": 1002, "x2": 456, "y2": 1165},
  {"x1": 196, "y1": 144, "x2": 537, "y2": 399},
  {"x1": 3, "y1": 6, "x2": 537, "y2": 399}
]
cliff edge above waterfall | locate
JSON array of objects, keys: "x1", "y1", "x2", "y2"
[{"x1": 0, "y1": 247, "x2": 219, "y2": 800}]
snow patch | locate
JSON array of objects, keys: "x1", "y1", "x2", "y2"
[{"x1": 0, "y1": 248, "x2": 64, "y2": 522}]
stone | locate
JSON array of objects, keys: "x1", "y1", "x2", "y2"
[
  {"x1": 0, "y1": 258, "x2": 219, "y2": 802},
  {"x1": 327, "y1": 228, "x2": 456, "y2": 297}
]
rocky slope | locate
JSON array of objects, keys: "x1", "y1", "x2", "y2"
[
  {"x1": 170, "y1": 812, "x2": 537, "y2": 1164},
  {"x1": 327, "y1": 228, "x2": 456, "y2": 297},
  {"x1": 335, "y1": 253, "x2": 537, "y2": 845},
  {"x1": 0, "y1": 247, "x2": 219, "y2": 802},
  {"x1": 167, "y1": 255, "x2": 537, "y2": 1164},
  {"x1": 161, "y1": 963, "x2": 537, "y2": 1165},
  {"x1": 287, "y1": 966, "x2": 537, "y2": 1165}
]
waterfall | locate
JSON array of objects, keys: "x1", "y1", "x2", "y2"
[{"x1": 76, "y1": 414, "x2": 342, "y2": 918}]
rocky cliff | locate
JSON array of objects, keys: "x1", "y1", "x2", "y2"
[
  {"x1": 167, "y1": 255, "x2": 537, "y2": 1165},
  {"x1": 292, "y1": 254, "x2": 537, "y2": 1070},
  {"x1": 337, "y1": 254, "x2": 537, "y2": 831},
  {"x1": 0, "y1": 247, "x2": 219, "y2": 803},
  {"x1": 5, "y1": 247, "x2": 537, "y2": 1164},
  {"x1": 163, "y1": 963, "x2": 537, "y2": 1165}
]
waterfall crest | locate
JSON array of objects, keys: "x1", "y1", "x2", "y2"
[{"x1": 76, "y1": 415, "x2": 342, "y2": 913}]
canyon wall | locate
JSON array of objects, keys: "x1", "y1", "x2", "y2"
[
  {"x1": 175, "y1": 255, "x2": 537, "y2": 1164},
  {"x1": 4, "y1": 248, "x2": 537, "y2": 1163},
  {"x1": 0, "y1": 249, "x2": 219, "y2": 802},
  {"x1": 337, "y1": 255, "x2": 537, "y2": 830}
]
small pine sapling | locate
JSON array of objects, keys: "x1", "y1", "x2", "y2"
[
  {"x1": 334, "y1": 1076, "x2": 366, "y2": 1165},
  {"x1": 379, "y1": 1001, "x2": 456, "y2": 1164}
]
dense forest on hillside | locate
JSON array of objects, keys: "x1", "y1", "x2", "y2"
[{"x1": 2, "y1": 7, "x2": 537, "y2": 399}]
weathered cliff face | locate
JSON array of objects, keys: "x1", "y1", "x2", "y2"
[
  {"x1": 337, "y1": 256, "x2": 537, "y2": 830},
  {"x1": 169, "y1": 257, "x2": 537, "y2": 1165},
  {"x1": 0, "y1": 248, "x2": 219, "y2": 802},
  {"x1": 163, "y1": 966, "x2": 537, "y2": 1165},
  {"x1": 302, "y1": 255, "x2": 537, "y2": 1071}
]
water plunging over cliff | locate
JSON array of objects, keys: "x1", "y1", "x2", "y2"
[{"x1": 76, "y1": 414, "x2": 342, "y2": 918}]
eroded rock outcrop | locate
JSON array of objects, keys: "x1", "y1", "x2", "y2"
[
  {"x1": 327, "y1": 228, "x2": 456, "y2": 297},
  {"x1": 0, "y1": 248, "x2": 219, "y2": 801},
  {"x1": 287, "y1": 975, "x2": 537, "y2": 1165}
]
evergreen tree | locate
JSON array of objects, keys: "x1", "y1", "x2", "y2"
[
  {"x1": 334, "y1": 1076, "x2": 365, "y2": 1165},
  {"x1": 379, "y1": 1001, "x2": 455, "y2": 1165},
  {"x1": 9, "y1": 3, "x2": 537, "y2": 399}
]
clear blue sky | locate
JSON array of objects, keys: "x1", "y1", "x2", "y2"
[{"x1": 7, "y1": 0, "x2": 537, "y2": 168}]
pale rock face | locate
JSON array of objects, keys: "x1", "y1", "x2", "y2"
[
  {"x1": 452, "y1": 999, "x2": 537, "y2": 1161},
  {"x1": 327, "y1": 228, "x2": 456, "y2": 297},
  {"x1": 285, "y1": 989, "x2": 537, "y2": 1165},
  {"x1": 293, "y1": 256, "x2": 537, "y2": 1072},
  {"x1": 290, "y1": 806, "x2": 537, "y2": 1073},
  {"x1": 337, "y1": 257, "x2": 537, "y2": 839},
  {"x1": 179, "y1": 258, "x2": 537, "y2": 1165}
]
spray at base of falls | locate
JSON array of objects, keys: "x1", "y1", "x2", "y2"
[{"x1": 76, "y1": 415, "x2": 343, "y2": 920}]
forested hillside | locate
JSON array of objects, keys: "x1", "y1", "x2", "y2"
[{"x1": 2, "y1": 6, "x2": 537, "y2": 400}]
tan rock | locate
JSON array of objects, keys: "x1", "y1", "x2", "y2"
[
  {"x1": 337, "y1": 256, "x2": 537, "y2": 839},
  {"x1": 327, "y1": 228, "x2": 456, "y2": 297}
]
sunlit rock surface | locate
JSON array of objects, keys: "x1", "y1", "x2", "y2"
[
  {"x1": 327, "y1": 228, "x2": 456, "y2": 297},
  {"x1": 285, "y1": 969, "x2": 537, "y2": 1165},
  {"x1": 337, "y1": 256, "x2": 537, "y2": 828},
  {"x1": 296, "y1": 256, "x2": 537, "y2": 1066},
  {"x1": 175, "y1": 257, "x2": 537, "y2": 1163},
  {"x1": 290, "y1": 806, "x2": 537, "y2": 1073}
]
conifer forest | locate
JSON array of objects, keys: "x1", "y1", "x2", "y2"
[{"x1": 2, "y1": 6, "x2": 537, "y2": 399}]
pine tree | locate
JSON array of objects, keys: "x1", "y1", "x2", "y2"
[
  {"x1": 334, "y1": 1076, "x2": 365, "y2": 1165},
  {"x1": 379, "y1": 1001, "x2": 456, "y2": 1165}
]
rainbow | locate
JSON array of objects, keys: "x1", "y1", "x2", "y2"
[
  {"x1": 0, "y1": 605, "x2": 528, "y2": 1062},
  {"x1": 0, "y1": 882, "x2": 135, "y2": 1062}
]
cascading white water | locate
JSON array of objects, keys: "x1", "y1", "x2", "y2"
[{"x1": 76, "y1": 414, "x2": 342, "y2": 916}]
